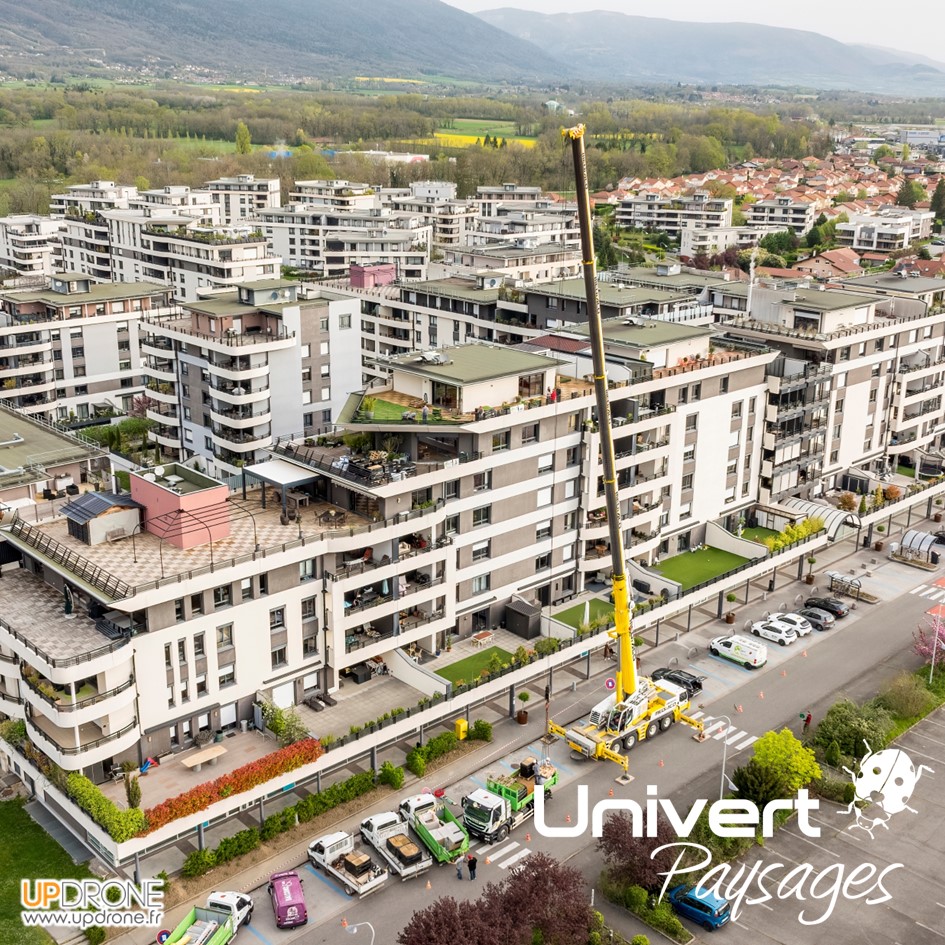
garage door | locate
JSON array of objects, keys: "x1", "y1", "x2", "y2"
[
  {"x1": 272, "y1": 683, "x2": 294, "y2": 709},
  {"x1": 302, "y1": 672, "x2": 319, "y2": 691},
  {"x1": 219, "y1": 703, "x2": 237, "y2": 728}
]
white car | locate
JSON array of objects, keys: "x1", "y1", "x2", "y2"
[
  {"x1": 750, "y1": 620, "x2": 798, "y2": 646},
  {"x1": 765, "y1": 612, "x2": 813, "y2": 637}
]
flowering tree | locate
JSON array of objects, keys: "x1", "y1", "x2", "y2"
[{"x1": 914, "y1": 612, "x2": 945, "y2": 670}]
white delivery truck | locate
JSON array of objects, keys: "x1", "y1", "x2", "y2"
[
  {"x1": 708, "y1": 634, "x2": 768, "y2": 669},
  {"x1": 307, "y1": 830, "x2": 388, "y2": 897},
  {"x1": 359, "y1": 811, "x2": 433, "y2": 880}
]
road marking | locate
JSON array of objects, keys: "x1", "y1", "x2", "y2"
[
  {"x1": 936, "y1": 902, "x2": 945, "y2": 909},
  {"x1": 499, "y1": 848, "x2": 531, "y2": 869},
  {"x1": 915, "y1": 922, "x2": 945, "y2": 939},
  {"x1": 484, "y1": 840, "x2": 519, "y2": 860},
  {"x1": 781, "y1": 829, "x2": 845, "y2": 859},
  {"x1": 242, "y1": 925, "x2": 276, "y2": 945},
  {"x1": 304, "y1": 862, "x2": 350, "y2": 899},
  {"x1": 895, "y1": 745, "x2": 945, "y2": 766}
]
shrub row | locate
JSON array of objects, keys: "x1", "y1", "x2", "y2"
[
  {"x1": 600, "y1": 873, "x2": 689, "y2": 944},
  {"x1": 142, "y1": 738, "x2": 324, "y2": 835},
  {"x1": 181, "y1": 768, "x2": 381, "y2": 878},
  {"x1": 406, "y1": 731, "x2": 458, "y2": 776},
  {"x1": 65, "y1": 773, "x2": 146, "y2": 843}
]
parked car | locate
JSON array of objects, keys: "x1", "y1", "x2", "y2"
[
  {"x1": 932, "y1": 529, "x2": 945, "y2": 544},
  {"x1": 797, "y1": 607, "x2": 835, "y2": 632},
  {"x1": 765, "y1": 612, "x2": 813, "y2": 637},
  {"x1": 708, "y1": 635, "x2": 768, "y2": 669},
  {"x1": 805, "y1": 597, "x2": 850, "y2": 618},
  {"x1": 668, "y1": 883, "x2": 732, "y2": 931},
  {"x1": 750, "y1": 620, "x2": 798, "y2": 646},
  {"x1": 651, "y1": 668, "x2": 705, "y2": 697}
]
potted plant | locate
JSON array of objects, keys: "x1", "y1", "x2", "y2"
[
  {"x1": 516, "y1": 691, "x2": 530, "y2": 724},
  {"x1": 361, "y1": 396, "x2": 376, "y2": 420},
  {"x1": 725, "y1": 592, "x2": 738, "y2": 624},
  {"x1": 805, "y1": 556, "x2": 817, "y2": 585},
  {"x1": 875, "y1": 524, "x2": 885, "y2": 551},
  {"x1": 935, "y1": 499, "x2": 943, "y2": 524}
]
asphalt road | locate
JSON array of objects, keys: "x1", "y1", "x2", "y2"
[{"x1": 228, "y1": 559, "x2": 938, "y2": 945}]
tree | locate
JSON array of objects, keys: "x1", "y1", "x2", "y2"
[
  {"x1": 128, "y1": 394, "x2": 156, "y2": 419},
  {"x1": 914, "y1": 613, "x2": 945, "y2": 671},
  {"x1": 731, "y1": 758, "x2": 787, "y2": 808},
  {"x1": 598, "y1": 811, "x2": 677, "y2": 891},
  {"x1": 838, "y1": 491, "x2": 857, "y2": 512},
  {"x1": 750, "y1": 729, "x2": 821, "y2": 795},
  {"x1": 397, "y1": 897, "x2": 488, "y2": 945},
  {"x1": 918, "y1": 246, "x2": 932, "y2": 260},
  {"x1": 235, "y1": 121, "x2": 252, "y2": 154},
  {"x1": 896, "y1": 179, "x2": 924, "y2": 209},
  {"x1": 124, "y1": 772, "x2": 141, "y2": 809},
  {"x1": 931, "y1": 178, "x2": 945, "y2": 223}
]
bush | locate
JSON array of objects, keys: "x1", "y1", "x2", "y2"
[
  {"x1": 812, "y1": 777, "x2": 854, "y2": 804},
  {"x1": 625, "y1": 885, "x2": 648, "y2": 912},
  {"x1": 406, "y1": 748, "x2": 426, "y2": 777},
  {"x1": 65, "y1": 774, "x2": 147, "y2": 842},
  {"x1": 378, "y1": 761, "x2": 404, "y2": 790},
  {"x1": 535, "y1": 637, "x2": 560, "y2": 656},
  {"x1": 214, "y1": 828, "x2": 260, "y2": 863},
  {"x1": 588, "y1": 933, "x2": 602, "y2": 945},
  {"x1": 84, "y1": 928, "x2": 107, "y2": 945},
  {"x1": 182, "y1": 848, "x2": 216, "y2": 878},
  {"x1": 877, "y1": 672, "x2": 934, "y2": 719},
  {"x1": 815, "y1": 699, "x2": 893, "y2": 758},
  {"x1": 825, "y1": 740, "x2": 842, "y2": 768},
  {"x1": 469, "y1": 719, "x2": 493, "y2": 742},
  {"x1": 0, "y1": 719, "x2": 27, "y2": 747},
  {"x1": 423, "y1": 731, "x2": 458, "y2": 763},
  {"x1": 261, "y1": 808, "x2": 296, "y2": 841},
  {"x1": 631, "y1": 937, "x2": 651, "y2": 945}
]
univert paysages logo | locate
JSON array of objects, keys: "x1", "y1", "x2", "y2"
[
  {"x1": 533, "y1": 767, "x2": 932, "y2": 927},
  {"x1": 20, "y1": 879, "x2": 164, "y2": 930}
]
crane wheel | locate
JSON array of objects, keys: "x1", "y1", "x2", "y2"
[
  {"x1": 659, "y1": 716, "x2": 673, "y2": 731},
  {"x1": 622, "y1": 733, "x2": 637, "y2": 751},
  {"x1": 645, "y1": 721, "x2": 659, "y2": 739}
]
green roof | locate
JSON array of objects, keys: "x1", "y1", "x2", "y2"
[{"x1": 389, "y1": 344, "x2": 562, "y2": 384}]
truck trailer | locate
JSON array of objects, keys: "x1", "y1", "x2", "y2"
[
  {"x1": 398, "y1": 793, "x2": 469, "y2": 864},
  {"x1": 307, "y1": 830, "x2": 388, "y2": 897},
  {"x1": 359, "y1": 811, "x2": 433, "y2": 880}
]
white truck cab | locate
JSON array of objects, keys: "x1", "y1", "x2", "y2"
[{"x1": 206, "y1": 890, "x2": 254, "y2": 927}]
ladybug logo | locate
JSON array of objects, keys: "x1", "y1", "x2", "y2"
[{"x1": 842, "y1": 742, "x2": 933, "y2": 838}]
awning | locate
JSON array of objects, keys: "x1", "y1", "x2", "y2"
[
  {"x1": 243, "y1": 459, "x2": 319, "y2": 489},
  {"x1": 899, "y1": 529, "x2": 938, "y2": 560},
  {"x1": 781, "y1": 498, "x2": 859, "y2": 540}
]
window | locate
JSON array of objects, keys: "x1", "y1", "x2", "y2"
[
  {"x1": 219, "y1": 664, "x2": 236, "y2": 688},
  {"x1": 563, "y1": 511, "x2": 577, "y2": 531},
  {"x1": 538, "y1": 453, "x2": 554, "y2": 473},
  {"x1": 681, "y1": 473, "x2": 694, "y2": 490},
  {"x1": 690, "y1": 383, "x2": 701, "y2": 401},
  {"x1": 193, "y1": 633, "x2": 205, "y2": 657},
  {"x1": 302, "y1": 596, "x2": 317, "y2": 620},
  {"x1": 339, "y1": 313, "x2": 352, "y2": 329},
  {"x1": 564, "y1": 479, "x2": 577, "y2": 499},
  {"x1": 835, "y1": 398, "x2": 844, "y2": 414},
  {"x1": 683, "y1": 444, "x2": 695, "y2": 462},
  {"x1": 537, "y1": 486, "x2": 552, "y2": 507},
  {"x1": 472, "y1": 574, "x2": 491, "y2": 594},
  {"x1": 535, "y1": 553, "x2": 551, "y2": 570},
  {"x1": 300, "y1": 558, "x2": 316, "y2": 582},
  {"x1": 175, "y1": 599, "x2": 184, "y2": 622},
  {"x1": 71, "y1": 347, "x2": 84, "y2": 359},
  {"x1": 167, "y1": 686, "x2": 175, "y2": 710},
  {"x1": 217, "y1": 624, "x2": 233, "y2": 649},
  {"x1": 445, "y1": 514, "x2": 460, "y2": 535},
  {"x1": 164, "y1": 643, "x2": 172, "y2": 668},
  {"x1": 522, "y1": 423, "x2": 539, "y2": 444},
  {"x1": 473, "y1": 470, "x2": 491, "y2": 492},
  {"x1": 303, "y1": 632, "x2": 318, "y2": 656},
  {"x1": 491, "y1": 431, "x2": 510, "y2": 452},
  {"x1": 213, "y1": 584, "x2": 231, "y2": 609},
  {"x1": 742, "y1": 481, "x2": 750, "y2": 497},
  {"x1": 319, "y1": 318, "x2": 329, "y2": 332},
  {"x1": 177, "y1": 639, "x2": 187, "y2": 664},
  {"x1": 679, "y1": 502, "x2": 693, "y2": 520},
  {"x1": 443, "y1": 480, "x2": 458, "y2": 501},
  {"x1": 301, "y1": 367, "x2": 311, "y2": 382},
  {"x1": 259, "y1": 573, "x2": 268, "y2": 595},
  {"x1": 472, "y1": 540, "x2": 491, "y2": 562},
  {"x1": 678, "y1": 387, "x2": 688, "y2": 405},
  {"x1": 720, "y1": 376, "x2": 729, "y2": 394},
  {"x1": 731, "y1": 402, "x2": 742, "y2": 419},
  {"x1": 191, "y1": 593, "x2": 204, "y2": 616},
  {"x1": 241, "y1": 577, "x2": 253, "y2": 601},
  {"x1": 196, "y1": 674, "x2": 207, "y2": 696},
  {"x1": 320, "y1": 364, "x2": 330, "y2": 376},
  {"x1": 685, "y1": 415, "x2": 697, "y2": 432},
  {"x1": 871, "y1": 365, "x2": 880, "y2": 378},
  {"x1": 566, "y1": 447, "x2": 579, "y2": 466},
  {"x1": 271, "y1": 645, "x2": 288, "y2": 669},
  {"x1": 749, "y1": 397, "x2": 756, "y2": 414},
  {"x1": 472, "y1": 506, "x2": 491, "y2": 527},
  {"x1": 180, "y1": 680, "x2": 190, "y2": 703},
  {"x1": 536, "y1": 520, "x2": 552, "y2": 541},
  {"x1": 830, "y1": 449, "x2": 839, "y2": 463},
  {"x1": 270, "y1": 607, "x2": 285, "y2": 630},
  {"x1": 727, "y1": 460, "x2": 737, "y2": 476}
]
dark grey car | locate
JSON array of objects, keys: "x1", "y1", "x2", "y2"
[{"x1": 797, "y1": 607, "x2": 835, "y2": 632}]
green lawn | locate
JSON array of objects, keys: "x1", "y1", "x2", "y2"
[
  {"x1": 0, "y1": 799, "x2": 92, "y2": 945},
  {"x1": 435, "y1": 646, "x2": 512, "y2": 685},
  {"x1": 370, "y1": 397, "x2": 453, "y2": 423},
  {"x1": 897, "y1": 464, "x2": 915, "y2": 479},
  {"x1": 438, "y1": 118, "x2": 521, "y2": 137},
  {"x1": 554, "y1": 598, "x2": 614, "y2": 630},
  {"x1": 652, "y1": 546, "x2": 749, "y2": 591},
  {"x1": 740, "y1": 526, "x2": 779, "y2": 545}
]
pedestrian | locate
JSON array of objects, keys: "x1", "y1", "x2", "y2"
[
  {"x1": 421, "y1": 403, "x2": 429, "y2": 424},
  {"x1": 467, "y1": 853, "x2": 477, "y2": 880},
  {"x1": 803, "y1": 711, "x2": 812, "y2": 734},
  {"x1": 455, "y1": 858, "x2": 463, "y2": 881}
]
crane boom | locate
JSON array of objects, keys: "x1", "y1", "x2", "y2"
[{"x1": 565, "y1": 124, "x2": 637, "y2": 703}]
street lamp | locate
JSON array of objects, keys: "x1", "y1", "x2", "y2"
[{"x1": 341, "y1": 920, "x2": 375, "y2": 944}]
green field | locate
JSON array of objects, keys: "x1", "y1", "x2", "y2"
[
  {"x1": 652, "y1": 547, "x2": 749, "y2": 590},
  {"x1": 0, "y1": 799, "x2": 92, "y2": 945},
  {"x1": 554, "y1": 598, "x2": 614, "y2": 630},
  {"x1": 435, "y1": 646, "x2": 513, "y2": 685},
  {"x1": 437, "y1": 118, "x2": 522, "y2": 138}
]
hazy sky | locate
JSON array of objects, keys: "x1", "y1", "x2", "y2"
[{"x1": 443, "y1": 1, "x2": 945, "y2": 63}]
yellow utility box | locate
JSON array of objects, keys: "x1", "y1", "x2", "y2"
[{"x1": 454, "y1": 718, "x2": 468, "y2": 741}]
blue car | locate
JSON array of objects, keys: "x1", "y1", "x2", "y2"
[{"x1": 668, "y1": 884, "x2": 732, "y2": 931}]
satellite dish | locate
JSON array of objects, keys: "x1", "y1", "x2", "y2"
[
  {"x1": 154, "y1": 466, "x2": 166, "y2": 478},
  {"x1": 144, "y1": 473, "x2": 157, "y2": 482}
]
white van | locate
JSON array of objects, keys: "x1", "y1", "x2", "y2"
[{"x1": 708, "y1": 634, "x2": 768, "y2": 669}]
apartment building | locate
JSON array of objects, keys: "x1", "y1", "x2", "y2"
[
  {"x1": 141, "y1": 279, "x2": 360, "y2": 475},
  {"x1": 836, "y1": 207, "x2": 935, "y2": 253},
  {"x1": 441, "y1": 242, "x2": 581, "y2": 284},
  {"x1": 714, "y1": 279, "x2": 945, "y2": 499},
  {"x1": 383, "y1": 181, "x2": 478, "y2": 247},
  {"x1": 258, "y1": 205, "x2": 430, "y2": 280},
  {"x1": 743, "y1": 196, "x2": 817, "y2": 235},
  {"x1": 0, "y1": 215, "x2": 63, "y2": 279},
  {"x1": 128, "y1": 186, "x2": 222, "y2": 225},
  {"x1": 289, "y1": 179, "x2": 379, "y2": 212},
  {"x1": 679, "y1": 222, "x2": 784, "y2": 258},
  {"x1": 0, "y1": 273, "x2": 176, "y2": 421},
  {"x1": 471, "y1": 204, "x2": 580, "y2": 247},
  {"x1": 476, "y1": 183, "x2": 545, "y2": 217},
  {"x1": 200, "y1": 175, "x2": 281, "y2": 225},
  {"x1": 616, "y1": 191, "x2": 733, "y2": 239}
]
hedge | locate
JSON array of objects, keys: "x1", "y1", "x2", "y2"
[
  {"x1": 141, "y1": 738, "x2": 324, "y2": 834},
  {"x1": 469, "y1": 719, "x2": 493, "y2": 742},
  {"x1": 406, "y1": 731, "x2": 458, "y2": 775},
  {"x1": 65, "y1": 773, "x2": 146, "y2": 842},
  {"x1": 179, "y1": 769, "x2": 379, "y2": 878},
  {"x1": 600, "y1": 873, "x2": 689, "y2": 944}
]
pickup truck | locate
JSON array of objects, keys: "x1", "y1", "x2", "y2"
[
  {"x1": 165, "y1": 905, "x2": 236, "y2": 945},
  {"x1": 398, "y1": 793, "x2": 469, "y2": 864},
  {"x1": 360, "y1": 811, "x2": 432, "y2": 880},
  {"x1": 307, "y1": 830, "x2": 388, "y2": 897}
]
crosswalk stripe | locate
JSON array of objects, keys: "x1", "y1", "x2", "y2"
[
  {"x1": 498, "y1": 848, "x2": 531, "y2": 870},
  {"x1": 918, "y1": 587, "x2": 940, "y2": 598},
  {"x1": 733, "y1": 735, "x2": 758, "y2": 750},
  {"x1": 486, "y1": 841, "x2": 519, "y2": 860},
  {"x1": 910, "y1": 585, "x2": 928, "y2": 595}
]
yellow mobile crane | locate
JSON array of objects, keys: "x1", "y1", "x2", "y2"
[{"x1": 547, "y1": 126, "x2": 704, "y2": 774}]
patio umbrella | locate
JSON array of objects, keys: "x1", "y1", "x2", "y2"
[
  {"x1": 583, "y1": 600, "x2": 590, "y2": 627},
  {"x1": 381, "y1": 578, "x2": 390, "y2": 597},
  {"x1": 63, "y1": 585, "x2": 75, "y2": 618}
]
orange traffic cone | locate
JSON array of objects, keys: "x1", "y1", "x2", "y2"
[
  {"x1": 566, "y1": 813, "x2": 572, "y2": 824},
  {"x1": 759, "y1": 691, "x2": 765, "y2": 699},
  {"x1": 525, "y1": 832, "x2": 531, "y2": 842},
  {"x1": 658, "y1": 759, "x2": 664, "y2": 767},
  {"x1": 342, "y1": 919, "x2": 349, "y2": 928},
  {"x1": 802, "y1": 649, "x2": 808, "y2": 658},
  {"x1": 608, "y1": 787, "x2": 615, "y2": 797},
  {"x1": 485, "y1": 857, "x2": 491, "y2": 865},
  {"x1": 426, "y1": 880, "x2": 432, "y2": 891},
  {"x1": 781, "y1": 669, "x2": 787, "y2": 677},
  {"x1": 735, "y1": 704, "x2": 743, "y2": 713}
]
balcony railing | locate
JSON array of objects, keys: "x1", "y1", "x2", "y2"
[
  {"x1": 26, "y1": 715, "x2": 138, "y2": 756},
  {"x1": 21, "y1": 671, "x2": 135, "y2": 713}
]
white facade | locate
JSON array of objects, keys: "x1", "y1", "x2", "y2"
[
  {"x1": 616, "y1": 191, "x2": 734, "y2": 238},
  {"x1": 743, "y1": 197, "x2": 817, "y2": 235},
  {"x1": 836, "y1": 207, "x2": 935, "y2": 252},
  {"x1": 0, "y1": 215, "x2": 63, "y2": 278},
  {"x1": 200, "y1": 175, "x2": 281, "y2": 224}
]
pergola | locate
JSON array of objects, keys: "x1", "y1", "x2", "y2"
[{"x1": 241, "y1": 459, "x2": 319, "y2": 514}]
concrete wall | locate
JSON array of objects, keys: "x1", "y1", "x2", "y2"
[{"x1": 704, "y1": 520, "x2": 769, "y2": 560}]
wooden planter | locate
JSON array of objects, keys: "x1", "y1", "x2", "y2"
[
  {"x1": 874, "y1": 541, "x2": 885, "y2": 551},
  {"x1": 935, "y1": 513, "x2": 943, "y2": 523},
  {"x1": 516, "y1": 710, "x2": 529, "y2": 725},
  {"x1": 725, "y1": 612, "x2": 736, "y2": 624},
  {"x1": 805, "y1": 574, "x2": 815, "y2": 585}
]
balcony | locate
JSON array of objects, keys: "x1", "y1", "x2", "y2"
[
  {"x1": 209, "y1": 405, "x2": 272, "y2": 429},
  {"x1": 145, "y1": 382, "x2": 178, "y2": 405},
  {"x1": 142, "y1": 316, "x2": 295, "y2": 352},
  {"x1": 210, "y1": 425, "x2": 272, "y2": 452},
  {"x1": 20, "y1": 669, "x2": 136, "y2": 727},
  {"x1": 149, "y1": 428, "x2": 182, "y2": 450},
  {"x1": 146, "y1": 406, "x2": 181, "y2": 427},
  {"x1": 25, "y1": 711, "x2": 139, "y2": 769},
  {"x1": 144, "y1": 359, "x2": 176, "y2": 383},
  {"x1": 209, "y1": 381, "x2": 270, "y2": 406},
  {"x1": 0, "y1": 336, "x2": 53, "y2": 356}
]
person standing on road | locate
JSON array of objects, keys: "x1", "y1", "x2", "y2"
[
  {"x1": 803, "y1": 711, "x2": 812, "y2": 734},
  {"x1": 455, "y1": 857, "x2": 464, "y2": 880},
  {"x1": 467, "y1": 853, "x2": 477, "y2": 880}
]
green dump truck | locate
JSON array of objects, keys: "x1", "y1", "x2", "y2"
[
  {"x1": 166, "y1": 905, "x2": 236, "y2": 945},
  {"x1": 462, "y1": 756, "x2": 558, "y2": 843},
  {"x1": 398, "y1": 793, "x2": 469, "y2": 864}
]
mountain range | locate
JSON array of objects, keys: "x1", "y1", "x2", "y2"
[{"x1": 0, "y1": 0, "x2": 941, "y2": 93}]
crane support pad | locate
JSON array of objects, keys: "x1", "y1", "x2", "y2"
[{"x1": 677, "y1": 711, "x2": 705, "y2": 733}]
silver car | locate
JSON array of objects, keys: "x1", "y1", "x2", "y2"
[
  {"x1": 765, "y1": 612, "x2": 813, "y2": 637},
  {"x1": 750, "y1": 620, "x2": 798, "y2": 646}
]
